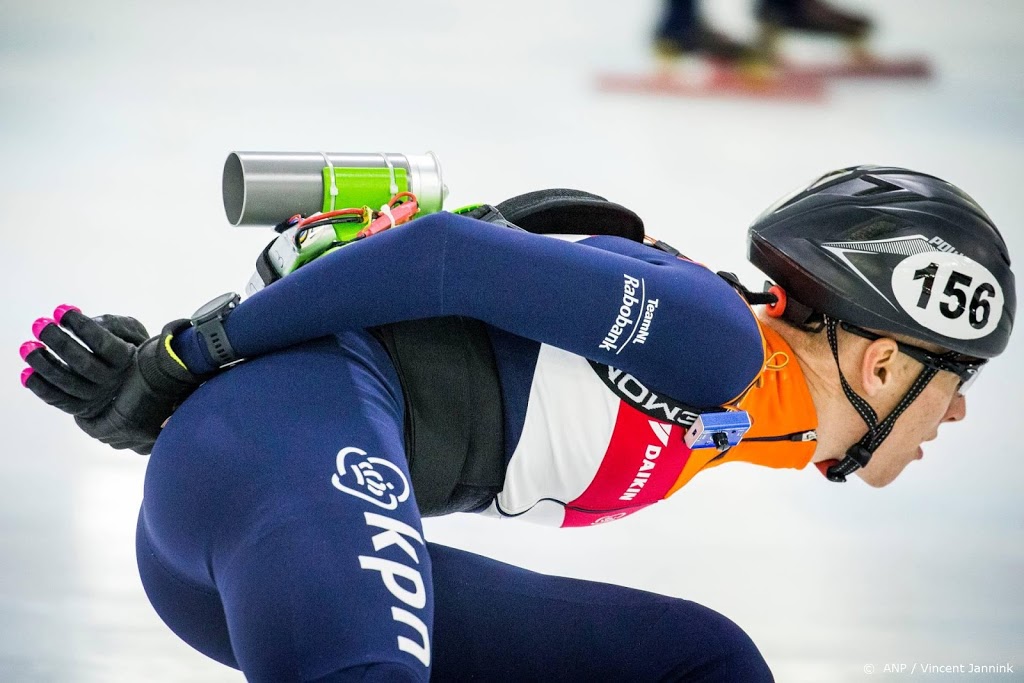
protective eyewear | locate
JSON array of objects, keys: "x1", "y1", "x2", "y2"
[{"x1": 839, "y1": 322, "x2": 986, "y2": 394}]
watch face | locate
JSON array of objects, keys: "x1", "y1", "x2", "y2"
[{"x1": 193, "y1": 293, "x2": 239, "y2": 320}]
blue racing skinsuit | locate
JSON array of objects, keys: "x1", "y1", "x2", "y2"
[{"x1": 139, "y1": 211, "x2": 802, "y2": 681}]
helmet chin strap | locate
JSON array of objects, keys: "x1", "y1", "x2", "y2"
[{"x1": 823, "y1": 317, "x2": 940, "y2": 483}]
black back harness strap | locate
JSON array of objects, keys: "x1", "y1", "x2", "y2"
[{"x1": 371, "y1": 317, "x2": 506, "y2": 517}]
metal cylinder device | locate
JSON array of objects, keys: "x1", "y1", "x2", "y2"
[{"x1": 222, "y1": 151, "x2": 447, "y2": 226}]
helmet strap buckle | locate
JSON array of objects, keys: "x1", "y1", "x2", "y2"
[{"x1": 825, "y1": 445, "x2": 873, "y2": 482}]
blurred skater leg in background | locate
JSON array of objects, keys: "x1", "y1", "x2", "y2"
[
  {"x1": 654, "y1": 0, "x2": 756, "y2": 63},
  {"x1": 755, "y1": 0, "x2": 873, "y2": 62},
  {"x1": 653, "y1": 0, "x2": 875, "y2": 64}
]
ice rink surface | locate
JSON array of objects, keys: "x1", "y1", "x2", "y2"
[{"x1": 1, "y1": 1, "x2": 1022, "y2": 680}]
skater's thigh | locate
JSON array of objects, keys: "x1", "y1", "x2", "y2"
[
  {"x1": 138, "y1": 332, "x2": 434, "y2": 680},
  {"x1": 428, "y1": 542, "x2": 773, "y2": 682},
  {"x1": 141, "y1": 331, "x2": 408, "y2": 578}
]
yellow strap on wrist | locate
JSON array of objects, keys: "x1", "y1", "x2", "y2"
[{"x1": 164, "y1": 334, "x2": 189, "y2": 372}]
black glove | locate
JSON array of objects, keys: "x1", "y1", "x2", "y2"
[{"x1": 21, "y1": 306, "x2": 205, "y2": 455}]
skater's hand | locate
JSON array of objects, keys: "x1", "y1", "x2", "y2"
[{"x1": 20, "y1": 305, "x2": 204, "y2": 455}]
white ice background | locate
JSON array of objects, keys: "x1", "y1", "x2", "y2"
[{"x1": 1, "y1": 1, "x2": 1022, "y2": 681}]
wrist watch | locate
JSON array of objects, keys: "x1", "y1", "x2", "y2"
[{"x1": 191, "y1": 292, "x2": 241, "y2": 368}]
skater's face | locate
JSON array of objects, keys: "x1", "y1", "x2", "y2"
[
  {"x1": 855, "y1": 370, "x2": 966, "y2": 487},
  {"x1": 818, "y1": 324, "x2": 977, "y2": 487}
]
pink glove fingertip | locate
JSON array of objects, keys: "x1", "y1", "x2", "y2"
[
  {"x1": 53, "y1": 304, "x2": 81, "y2": 325},
  {"x1": 32, "y1": 318, "x2": 55, "y2": 339},
  {"x1": 20, "y1": 341, "x2": 44, "y2": 361},
  {"x1": 21, "y1": 368, "x2": 34, "y2": 387}
]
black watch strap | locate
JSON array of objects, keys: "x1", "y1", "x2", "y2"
[{"x1": 191, "y1": 292, "x2": 241, "y2": 368}]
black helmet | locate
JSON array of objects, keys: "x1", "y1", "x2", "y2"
[{"x1": 748, "y1": 165, "x2": 1015, "y2": 359}]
